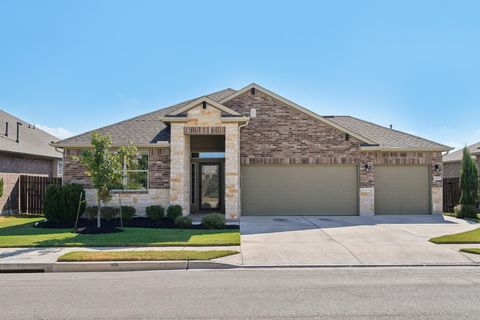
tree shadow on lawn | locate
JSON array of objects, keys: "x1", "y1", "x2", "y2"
[{"x1": 0, "y1": 225, "x2": 240, "y2": 248}]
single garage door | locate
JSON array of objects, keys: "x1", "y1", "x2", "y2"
[
  {"x1": 241, "y1": 165, "x2": 358, "y2": 216},
  {"x1": 375, "y1": 166, "x2": 431, "y2": 215}
]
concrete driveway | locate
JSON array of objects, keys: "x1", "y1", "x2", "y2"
[{"x1": 240, "y1": 215, "x2": 480, "y2": 266}]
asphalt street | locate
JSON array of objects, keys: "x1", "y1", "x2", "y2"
[{"x1": 1, "y1": 267, "x2": 480, "y2": 319}]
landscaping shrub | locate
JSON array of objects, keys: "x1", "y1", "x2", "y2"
[
  {"x1": 120, "y1": 206, "x2": 136, "y2": 221},
  {"x1": 62, "y1": 183, "x2": 86, "y2": 219},
  {"x1": 0, "y1": 178, "x2": 4, "y2": 197},
  {"x1": 454, "y1": 204, "x2": 478, "y2": 219},
  {"x1": 85, "y1": 206, "x2": 119, "y2": 221},
  {"x1": 166, "y1": 205, "x2": 182, "y2": 221},
  {"x1": 146, "y1": 205, "x2": 165, "y2": 220},
  {"x1": 201, "y1": 213, "x2": 225, "y2": 229},
  {"x1": 174, "y1": 216, "x2": 192, "y2": 228},
  {"x1": 44, "y1": 183, "x2": 86, "y2": 225}
]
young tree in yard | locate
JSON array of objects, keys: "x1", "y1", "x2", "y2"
[
  {"x1": 458, "y1": 147, "x2": 479, "y2": 218},
  {"x1": 75, "y1": 132, "x2": 137, "y2": 228}
]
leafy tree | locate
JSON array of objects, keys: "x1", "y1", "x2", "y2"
[
  {"x1": 75, "y1": 132, "x2": 137, "y2": 228},
  {"x1": 458, "y1": 147, "x2": 479, "y2": 218}
]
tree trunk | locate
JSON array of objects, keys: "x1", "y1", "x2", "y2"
[{"x1": 97, "y1": 198, "x2": 101, "y2": 229}]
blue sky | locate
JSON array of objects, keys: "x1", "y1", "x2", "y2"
[{"x1": 1, "y1": 0, "x2": 479, "y2": 150}]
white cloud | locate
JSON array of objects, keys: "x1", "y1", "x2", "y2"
[{"x1": 35, "y1": 124, "x2": 74, "y2": 139}]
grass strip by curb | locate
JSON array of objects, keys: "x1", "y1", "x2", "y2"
[
  {"x1": 430, "y1": 228, "x2": 480, "y2": 244},
  {"x1": 459, "y1": 248, "x2": 480, "y2": 255},
  {"x1": 57, "y1": 250, "x2": 239, "y2": 262}
]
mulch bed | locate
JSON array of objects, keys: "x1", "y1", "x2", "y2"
[
  {"x1": 34, "y1": 217, "x2": 239, "y2": 230},
  {"x1": 75, "y1": 226, "x2": 123, "y2": 234}
]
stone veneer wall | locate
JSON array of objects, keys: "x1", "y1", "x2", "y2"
[
  {"x1": 85, "y1": 189, "x2": 169, "y2": 216},
  {"x1": 169, "y1": 124, "x2": 191, "y2": 215},
  {"x1": 224, "y1": 124, "x2": 241, "y2": 220},
  {"x1": 224, "y1": 90, "x2": 444, "y2": 215},
  {"x1": 0, "y1": 155, "x2": 53, "y2": 215}
]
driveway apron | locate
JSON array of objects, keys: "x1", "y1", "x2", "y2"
[{"x1": 240, "y1": 215, "x2": 479, "y2": 266}]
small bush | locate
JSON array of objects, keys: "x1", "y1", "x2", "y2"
[
  {"x1": 85, "y1": 206, "x2": 119, "y2": 221},
  {"x1": 146, "y1": 205, "x2": 165, "y2": 220},
  {"x1": 44, "y1": 183, "x2": 85, "y2": 225},
  {"x1": 174, "y1": 216, "x2": 192, "y2": 228},
  {"x1": 0, "y1": 178, "x2": 4, "y2": 197},
  {"x1": 120, "y1": 206, "x2": 136, "y2": 221},
  {"x1": 454, "y1": 204, "x2": 478, "y2": 219},
  {"x1": 201, "y1": 213, "x2": 225, "y2": 229},
  {"x1": 166, "y1": 205, "x2": 183, "y2": 221}
]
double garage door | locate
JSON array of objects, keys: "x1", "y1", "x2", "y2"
[{"x1": 241, "y1": 165, "x2": 431, "y2": 216}]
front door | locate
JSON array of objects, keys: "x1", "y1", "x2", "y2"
[{"x1": 200, "y1": 163, "x2": 221, "y2": 210}]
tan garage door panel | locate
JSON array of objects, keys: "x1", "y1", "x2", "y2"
[
  {"x1": 375, "y1": 166, "x2": 431, "y2": 215},
  {"x1": 241, "y1": 165, "x2": 358, "y2": 216}
]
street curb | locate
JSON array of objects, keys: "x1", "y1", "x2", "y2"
[
  {"x1": 1, "y1": 261, "x2": 479, "y2": 273},
  {"x1": 52, "y1": 261, "x2": 189, "y2": 272},
  {"x1": 0, "y1": 263, "x2": 52, "y2": 273},
  {"x1": 233, "y1": 263, "x2": 480, "y2": 269}
]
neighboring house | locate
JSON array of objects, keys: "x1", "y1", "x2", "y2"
[
  {"x1": 54, "y1": 83, "x2": 450, "y2": 219},
  {"x1": 0, "y1": 110, "x2": 63, "y2": 214},
  {"x1": 442, "y1": 142, "x2": 480, "y2": 178}
]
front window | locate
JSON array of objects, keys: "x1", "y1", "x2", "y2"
[{"x1": 113, "y1": 153, "x2": 149, "y2": 190}]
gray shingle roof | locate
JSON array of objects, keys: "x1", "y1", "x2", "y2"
[
  {"x1": 0, "y1": 109, "x2": 62, "y2": 159},
  {"x1": 327, "y1": 116, "x2": 450, "y2": 150},
  {"x1": 55, "y1": 88, "x2": 236, "y2": 147},
  {"x1": 55, "y1": 86, "x2": 450, "y2": 151},
  {"x1": 443, "y1": 141, "x2": 480, "y2": 163}
]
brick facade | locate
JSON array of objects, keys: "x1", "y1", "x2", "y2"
[
  {"x1": 0, "y1": 154, "x2": 54, "y2": 214},
  {"x1": 224, "y1": 90, "x2": 362, "y2": 164},
  {"x1": 63, "y1": 149, "x2": 92, "y2": 188},
  {"x1": 224, "y1": 89, "x2": 443, "y2": 215},
  {"x1": 63, "y1": 148, "x2": 171, "y2": 190},
  {"x1": 61, "y1": 88, "x2": 445, "y2": 216},
  {"x1": 148, "y1": 148, "x2": 170, "y2": 189}
]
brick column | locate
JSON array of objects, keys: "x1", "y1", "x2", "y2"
[
  {"x1": 359, "y1": 154, "x2": 375, "y2": 216},
  {"x1": 224, "y1": 124, "x2": 240, "y2": 220},
  {"x1": 169, "y1": 123, "x2": 191, "y2": 215}
]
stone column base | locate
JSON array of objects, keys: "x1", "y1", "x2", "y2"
[
  {"x1": 359, "y1": 187, "x2": 375, "y2": 216},
  {"x1": 431, "y1": 186, "x2": 443, "y2": 214}
]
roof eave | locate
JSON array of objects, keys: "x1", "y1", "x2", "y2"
[
  {"x1": 0, "y1": 149, "x2": 62, "y2": 160},
  {"x1": 52, "y1": 142, "x2": 171, "y2": 149},
  {"x1": 360, "y1": 146, "x2": 452, "y2": 152},
  {"x1": 159, "y1": 116, "x2": 250, "y2": 123}
]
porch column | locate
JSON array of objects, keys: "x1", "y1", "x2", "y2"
[
  {"x1": 224, "y1": 123, "x2": 240, "y2": 220},
  {"x1": 169, "y1": 123, "x2": 191, "y2": 215}
]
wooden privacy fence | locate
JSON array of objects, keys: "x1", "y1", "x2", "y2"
[
  {"x1": 443, "y1": 177, "x2": 460, "y2": 213},
  {"x1": 19, "y1": 175, "x2": 62, "y2": 214}
]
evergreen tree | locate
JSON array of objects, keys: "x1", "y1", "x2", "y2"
[{"x1": 458, "y1": 147, "x2": 479, "y2": 218}]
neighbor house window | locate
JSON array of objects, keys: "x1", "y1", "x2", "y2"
[
  {"x1": 57, "y1": 160, "x2": 63, "y2": 177},
  {"x1": 113, "y1": 153, "x2": 149, "y2": 190}
]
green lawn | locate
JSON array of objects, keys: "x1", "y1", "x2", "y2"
[
  {"x1": 430, "y1": 228, "x2": 480, "y2": 244},
  {"x1": 459, "y1": 248, "x2": 480, "y2": 255},
  {"x1": 57, "y1": 250, "x2": 239, "y2": 262},
  {"x1": 0, "y1": 215, "x2": 240, "y2": 247}
]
